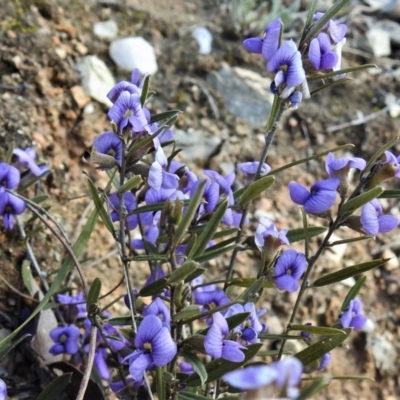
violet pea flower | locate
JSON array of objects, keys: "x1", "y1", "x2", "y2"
[
  {"x1": 0, "y1": 192, "x2": 26, "y2": 229},
  {"x1": 0, "y1": 379, "x2": 6, "y2": 400},
  {"x1": 108, "y1": 192, "x2": 138, "y2": 230},
  {"x1": 142, "y1": 298, "x2": 171, "y2": 328},
  {"x1": 49, "y1": 325, "x2": 80, "y2": 356},
  {"x1": 107, "y1": 69, "x2": 144, "y2": 102},
  {"x1": 340, "y1": 298, "x2": 367, "y2": 330},
  {"x1": 314, "y1": 12, "x2": 348, "y2": 44},
  {"x1": 360, "y1": 199, "x2": 399, "y2": 235},
  {"x1": 0, "y1": 162, "x2": 20, "y2": 191},
  {"x1": 308, "y1": 32, "x2": 338, "y2": 71},
  {"x1": 274, "y1": 249, "x2": 306, "y2": 293},
  {"x1": 92, "y1": 131, "x2": 122, "y2": 167},
  {"x1": 325, "y1": 152, "x2": 366, "y2": 178},
  {"x1": 13, "y1": 147, "x2": 48, "y2": 176},
  {"x1": 255, "y1": 217, "x2": 289, "y2": 253},
  {"x1": 317, "y1": 352, "x2": 331, "y2": 370}
]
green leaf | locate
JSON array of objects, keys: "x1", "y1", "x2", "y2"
[
  {"x1": 310, "y1": 77, "x2": 352, "y2": 97},
  {"x1": 129, "y1": 254, "x2": 168, "y2": 262},
  {"x1": 139, "y1": 277, "x2": 169, "y2": 297},
  {"x1": 328, "y1": 236, "x2": 372, "y2": 247},
  {"x1": 0, "y1": 333, "x2": 31, "y2": 361},
  {"x1": 21, "y1": 259, "x2": 34, "y2": 294},
  {"x1": 286, "y1": 226, "x2": 327, "y2": 243},
  {"x1": 235, "y1": 277, "x2": 265, "y2": 303},
  {"x1": 173, "y1": 305, "x2": 202, "y2": 322},
  {"x1": 379, "y1": 189, "x2": 400, "y2": 198},
  {"x1": 116, "y1": 175, "x2": 142, "y2": 194},
  {"x1": 227, "y1": 277, "x2": 274, "y2": 289},
  {"x1": 87, "y1": 278, "x2": 102, "y2": 311},
  {"x1": 186, "y1": 343, "x2": 262, "y2": 386},
  {"x1": 140, "y1": 74, "x2": 151, "y2": 107},
  {"x1": 129, "y1": 200, "x2": 190, "y2": 215},
  {"x1": 18, "y1": 168, "x2": 50, "y2": 192},
  {"x1": 265, "y1": 95, "x2": 282, "y2": 131},
  {"x1": 239, "y1": 175, "x2": 275, "y2": 207},
  {"x1": 5, "y1": 141, "x2": 15, "y2": 164},
  {"x1": 300, "y1": 206, "x2": 309, "y2": 259},
  {"x1": 184, "y1": 267, "x2": 206, "y2": 284},
  {"x1": 156, "y1": 365, "x2": 166, "y2": 400},
  {"x1": 36, "y1": 373, "x2": 73, "y2": 400},
  {"x1": 330, "y1": 375, "x2": 374, "y2": 381},
  {"x1": 303, "y1": 0, "x2": 318, "y2": 36},
  {"x1": 86, "y1": 175, "x2": 115, "y2": 235},
  {"x1": 290, "y1": 325, "x2": 346, "y2": 336},
  {"x1": 308, "y1": 64, "x2": 377, "y2": 81},
  {"x1": 0, "y1": 208, "x2": 99, "y2": 352},
  {"x1": 340, "y1": 186, "x2": 384, "y2": 214},
  {"x1": 181, "y1": 351, "x2": 208, "y2": 385},
  {"x1": 295, "y1": 328, "x2": 352, "y2": 366},
  {"x1": 188, "y1": 200, "x2": 228, "y2": 259},
  {"x1": 31, "y1": 194, "x2": 50, "y2": 204},
  {"x1": 194, "y1": 243, "x2": 236, "y2": 263},
  {"x1": 168, "y1": 260, "x2": 199, "y2": 284},
  {"x1": 297, "y1": 375, "x2": 332, "y2": 400},
  {"x1": 341, "y1": 276, "x2": 367, "y2": 311},
  {"x1": 178, "y1": 393, "x2": 211, "y2": 400},
  {"x1": 258, "y1": 333, "x2": 302, "y2": 340},
  {"x1": 107, "y1": 316, "x2": 132, "y2": 326},
  {"x1": 151, "y1": 109, "x2": 182, "y2": 124},
  {"x1": 301, "y1": 0, "x2": 351, "y2": 44},
  {"x1": 268, "y1": 143, "x2": 354, "y2": 176},
  {"x1": 363, "y1": 136, "x2": 399, "y2": 174},
  {"x1": 313, "y1": 259, "x2": 388, "y2": 287},
  {"x1": 212, "y1": 228, "x2": 238, "y2": 240}
]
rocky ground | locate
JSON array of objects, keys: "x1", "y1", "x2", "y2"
[{"x1": 1, "y1": 0, "x2": 400, "y2": 399}]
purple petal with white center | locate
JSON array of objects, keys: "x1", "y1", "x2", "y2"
[
  {"x1": 267, "y1": 40, "x2": 298, "y2": 73},
  {"x1": 360, "y1": 202, "x2": 379, "y2": 235},
  {"x1": 143, "y1": 298, "x2": 170, "y2": 327},
  {"x1": 274, "y1": 274, "x2": 298, "y2": 292},
  {"x1": 203, "y1": 170, "x2": 232, "y2": 195},
  {"x1": 321, "y1": 52, "x2": 338, "y2": 70},
  {"x1": 13, "y1": 148, "x2": 46, "y2": 176},
  {"x1": 0, "y1": 163, "x2": 20, "y2": 189},
  {"x1": 151, "y1": 327, "x2": 177, "y2": 366},
  {"x1": 237, "y1": 162, "x2": 271, "y2": 176},
  {"x1": 155, "y1": 146, "x2": 168, "y2": 167},
  {"x1": 221, "y1": 340, "x2": 246, "y2": 362},
  {"x1": 243, "y1": 37, "x2": 262, "y2": 53},
  {"x1": 129, "y1": 353, "x2": 153, "y2": 381},
  {"x1": 274, "y1": 70, "x2": 285, "y2": 87},
  {"x1": 204, "y1": 181, "x2": 220, "y2": 212},
  {"x1": 241, "y1": 327, "x2": 257, "y2": 342},
  {"x1": 273, "y1": 357, "x2": 303, "y2": 388},
  {"x1": 161, "y1": 171, "x2": 179, "y2": 189},
  {"x1": 204, "y1": 322, "x2": 223, "y2": 358},
  {"x1": 107, "y1": 81, "x2": 140, "y2": 103},
  {"x1": 213, "y1": 312, "x2": 230, "y2": 337},
  {"x1": 288, "y1": 182, "x2": 310, "y2": 206},
  {"x1": 134, "y1": 315, "x2": 162, "y2": 348},
  {"x1": 285, "y1": 51, "x2": 305, "y2": 87},
  {"x1": 49, "y1": 343, "x2": 64, "y2": 356},
  {"x1": 93, "y1": 131, "x2": 123, "y2": 165},
  {"x1": 378, "y1": 215, "x2": 399, "y2": 233},
  {"x1": 148, "y1": 162, "x2": 163, "y2": 191},
  {"x1": 223, "y1": 365, "x2": 278, "y2": 390},
  {"x1": 329, "y1": 21, "x2": 348, "y2": 44}
]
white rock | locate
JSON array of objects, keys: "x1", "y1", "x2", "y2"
[
  {"x1": 326, "y1": 233, "x2": 348, "y2": 267},
  {"x1": 76, "y1": 55, "x2": 115, "y2": 107},
  {"x1": 361, "y1": 318, "x2": 376, "y2": 333},
  {"x1": 109, "y1": 37, "x2": 158, "y2": 75},
  {"x1": 93, "y1": 20, "x2": 118, "y2": 39},
  {"x1": 370, "y1": 333, "x2": 397, "y2": 371},
  {"x1": 192, "y1": 27, "x2": 213, "y2": 55},
  {"x1": 366, "y1": 28, "x2": 391, "y2": 57}
]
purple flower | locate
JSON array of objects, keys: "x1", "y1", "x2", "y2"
[
  {"x1": 255, "y1": 217, "x2": 289, "y2": 253},
  {"x1": 142, "y1": 298, "x2": 170, "y2": 328},
  {"x1": 123, "y1": 315, "x2": 177, "y2": 381},
  {"x1": 179, "y1": 361, "x2": 194, "y2": 374},
  {"x1": 204, "y1": 312, "x2": 246, "y2": 362},
  {"x1": 360, "y1": 199, "x2": 399, "y2": 235},
  {"x1": 314, "y1": 12, "x2": 348, "y2": 44},
  {"x1": 325, "y1": 152, "x2": 366, "y2": 178},
  {"x1": 308, "y1": 32, "x2": 338, "y2": 71},
  {"x1": 194, "y1": 288, "x2": 230, "y2": 315},
  {"x1": 13, "y1": 148, "x2": 48, "y2": 176},
  {"x1": 288, "y1": 90, "x2": 303, "y2": 109},
  {"x1": 274, "y1": 249, "x2": 306, "y2": 293},
  {"x1": 94, "y1": 347, "x2": 110, "y2": 380},
  {"x1": 237, "y1": 162, "x2": 271, "y2": 183},
  {"x1": 107, "y1": 69, "x2": 144, "y2": 103},
  {"x1": 317, "y1": 352, "x2": 331, "y2": 370},
  {"x1": 58, "y1": 291, "x2": 87, "y2": 320},
  {"x1": 148, "y1": 161, "x2": 179, "y2": 191},
  {"x1": 243, "y1": 18, "x2": 282, "y2": 62},
  {"x1": 108, "y1": 192, "x2": 138, "y2": 230},
  {"x1": 0, "y1": 162, "x2": 20, "y2": 191},
  {"x1": 110, "y1": 377, "x2": 137, "y2": 396},
  {"x1": 49, "y1": 325, "x2": 80, "y2": 355},
  {"x1": 92, "y1": 131, "x2": 123, "y2": 166},
  {"x1": 288, "y1": 178, "x2": 339, "y2": 214},
  {"x1": 190, "y1": 179, "x2": 219, "y2": 214},
  {"x1": 0, "y1": 192, "x2": 26, "y2": 229},
  {"x1": 223, "y1": 356, "x2": 302, "y2": 397},
  {"x1": 267, "y1": 40, "x2": 306, "y2": 98},
  {"x1": 0, "y1": 379, "x2": 7, "y2": 400},
  {"x1": 108, "y1": 91, "x2": 148, "y2": 133},
  {"x1": 340, "y1": 298, "x2": 367, "y2": 330},
  {"x1": 103, "y1": 323, "x2": 129, "y2": 352}
]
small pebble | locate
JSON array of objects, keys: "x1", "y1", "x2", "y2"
[{"x1": 192, "y1": 27, "x2": 213, "y2": 55}]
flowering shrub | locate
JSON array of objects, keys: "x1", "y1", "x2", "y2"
[{"x1": 0, "y1": 1, "x2": 399, "y2": 399}]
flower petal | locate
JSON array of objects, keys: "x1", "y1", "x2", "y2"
[
  {"x1": 134, "y1": 315, "x2": 162, "y2": 348},
  {"x1": 223, "y1": 365, "x2": 278, "y2": 390},
  {"x1": 288, "y1": 182, "x2": 309, "y2": 206},
  {"x1": 151, "y1": 327, "x2": 177, "y2": 366}
]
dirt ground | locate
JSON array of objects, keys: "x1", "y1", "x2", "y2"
[{"x1": 1, "y1": 0, "x2": 400, "y2": 399}]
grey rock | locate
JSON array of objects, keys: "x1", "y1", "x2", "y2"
[
  {"x1": 366, "y1": 28, "x2": 391, "y2": 57},
  {"x1": 192, "y1": 27, "x2": 213, "y2": 55},
  {"x1": 370, "y1": 333, "x2": 397, "y2": 371},
  {"x1": 207, "y1": 63, "x2": 274, "y2": 128},
  {"x1": 93, "y1": 20, "x2": 118, "y2": 39},
  {"x1": 375, "y1": 19, "x2": 400, "y2": 45}
]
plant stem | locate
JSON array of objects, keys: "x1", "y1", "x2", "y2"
[{"x1": 224, "y1": 101, "x2": 285, "y2": 288}]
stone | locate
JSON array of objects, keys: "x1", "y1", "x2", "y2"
[
  {"x1": 370, "y1": 333, "x2": 397, "y2": 371},
  {"x1": 93, "y1": 19, "x2": 118, "y2": 39},
  {"x1": 207, "y1": 63, "x2": 274, "y2": 128},
  {"x1": 75, "y1": 55, "x2": 115, "y2": 107},
  {"x1": 192, "y1": 27, "x2": 213, "y2": 55},
  {"x1": 366, "y1": 28, "x2": 391, "y2": 57},
  {"x1": 109, "y1": 37, "x2": 158, "y2": 75}
]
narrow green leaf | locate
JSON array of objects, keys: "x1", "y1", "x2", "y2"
[
  {"x1": 86, "y1": 176, "x2": 115, "y2": 234},
  {"x1": 188, "y1": 200, "x2": 228, "y2": 259},
  {"x1": 340, "y1": 186, "x2": 384, "y2": 214},
  {"x1": 25, "y1": 226, "x2": 44, "y2": 239},
  {"x1": 300, "y1": 207, "x2": 310, "y2": 259},
  {"x1": 301, "y1": 0, "x2": 351, "y2": 44},
  {"x1": 107, "y1": 316, "x2": 132, "y2": 326},
  {"x1": 341, "y1": 276, "x2": 367, "y2": 311},
  {"x1": 239, "y1": 175, "x2": 275, "y2": 207},
  {"x1": 258, "y1": 333, "x2": 301, "y2": 340},
  {"x1": 297, "y1": 375, "x2": 332, "y2": 400},
  {"x1": 227, "y1": 277, "x2": 274, "y2": 289},
  {"x1": 151, "y1": 109, "x2": 182, "y2": 124},
  {"x1": 5, "y1": 141, "x2": 15, "y2": 164},
  {"x1": 18, "y1": 168, "x2": 50, "y2": 192},
  {"x1": 140, "y1": 75, "x2": 151, "y2": 107},
  {"x1": 265, "y1": 96, "x2": 282, "y2": 131},
  {"x1": 379, "y1": 189, "x2": 400, "y2": 198},
  {"x1": 0, "y1": 208, "x2": 99, "y2": 351},
  {"x1": 330, "y1": 375, "x2": 374, "y2": 381},
  {"x1": 87, "y1": 278, "x2": 102, "y2": 310},
  {"x1": 295, "y1": 328, "x2": 352, "y2": 366},
  {"x1": 307, "y1": 64, "x2": 377, "y2": 81},
  {"x1": 257, "y1": 350, "x2": 294, "y2": 356},
  {"x1": 328, "y1": 236, "x2": 372, "y2": 247},
  {"x1": 290, "y1": 325, "x2": 346, "y2": 336},
  {"x1": 212, "y1": 227, "x2": 238, "y2": 240},
  {"x1": 178, "y1": 393, "x2": 211, "y2": 400},
  {"x1": 36, "y1": 373, "x2": 72, "y2": 400},
  {"x1": 168, "y1": 260, "x2": 199, "y2": 284},
  {"x1": 286, "y1": 226, "x2": 327, "y2": 243},
  {"x1": 363, "y1": 136, "x2": 399, "y2": 174},
  {"x1": 233, "y1": 187, "x2": 245, "y2": 201},
  {"x1": 129, "y1": 254, "x2": 168, "y2": 262},
  {"x1": 226, "y1": 312, "x2": 251, "y2": 331},
  {"x1": 303, "y1": 0, "x2": 318, "y2": 35},
  {"x1": 116, "y1": 175, "x2": 142, "y2": 194},
  {"x1": 186, "y1": 343, "x2": 263, "y2": 386},
  {"x1": 156, "y1": 365, "x2": 166, "y2": 400},
  {"x1": 0, "y1": 333, "x2": 31, "y2": 361},
  {"x1": 173, "y1": 180, "x2": 206, "y2": 247},
  {"x1": 181, "y1": 351, "x2": 208, "y2": 386},
  {"x1": 236, "y1": 277, "x2": 265, "y2": 303},
  {"x1": 184, "y1": 267, "x2": 206, "y2": 284},
  {"x1": 313, "y1": 259, "x2": 388, "y2": 287},
  {"x1": 310, "y1": 77, "x2": 352, "y2": 97},
  {"x1": 106, "y1": 168, "x2": 120, "y2": 189},
  {"x1": 194, "y1": 243, "x2": 236, "y2": 263},
  {"x1": 21, "y1": 260, "x2": 34, "y2": 295},
  {"x1": 31, "y1": 194, "x2": 50, "y2": 204},
  {"x1": 173, "y1": 305, "x2": 202, "y2": 322},
  {"x1": 268, "y1": 144, "x2": 354, "y2": 176},
  {"x1": 139, "y1": 277, "x2": 169, "y2": 297}
]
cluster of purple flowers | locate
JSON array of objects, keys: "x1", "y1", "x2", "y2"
[
  {"x1": 243, "y1": 13, "x2": 348, "y2": 108},
  {"x1": 0, "y1": 148, "x2": 48, "y2": 229}
]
